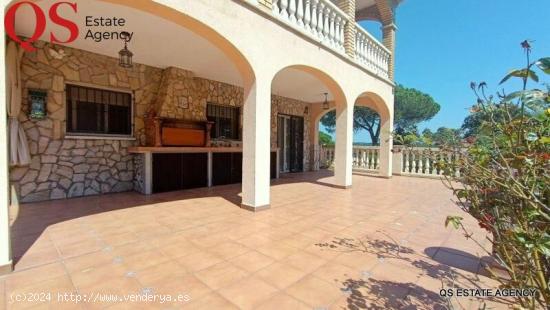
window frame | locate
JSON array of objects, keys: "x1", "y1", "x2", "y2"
[
  {"x1": 206, "y1": 103, "x2": 241, "y2": 141},
  {"x1": 64, "y1": 82, "x2": 134, "y2": 139}
]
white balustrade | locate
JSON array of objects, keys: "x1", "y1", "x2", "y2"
[
  {"x1": 354, "y1": 25, "x2": 391, "y2": 79},
  {"x1": 267, "y1": 0, "x2": 347, "y2": 53},
  {"x1": 396, "y1": 147, "x2": 462, "y2": 178},
  {"x1": 247, "y1": 0, "x2": 391, "y2": 79},
  {"x1": 320, "y1": 145, "x2": 462, "y2": 178}
]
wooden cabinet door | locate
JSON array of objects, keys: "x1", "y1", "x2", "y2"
[{"x1": 152, "y1": 153, "x2": 207, "y2": 193}]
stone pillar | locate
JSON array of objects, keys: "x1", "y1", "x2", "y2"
[
  {"x1": 336, "y1": 0, "x2": 356, "y2": 58},
  {"x1": 0, "y1": 27, "x2": 12, "y2": 275},
  {"x1": 391, "y1": 146, "x2": 403, "y2": 176},
  {"x1": 378, "y1": 114, "x2": 393, "y2": 177},
  {"x1": 241, "y1": 73, "x2": 271, "y2": 211},
  {"x1": 382, "y1": 23, "x2": 397, "y2": 80},
  {"x1": 334, "y1": 103, "x2": 353, "y2": 188}
]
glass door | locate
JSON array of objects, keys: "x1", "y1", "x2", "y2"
[
  {"x1": 278, "y1": 115, "x2": 304, "y2": 173},
  {"x1": 278, "y1": 115, "x2": 290, "y2": 172}
]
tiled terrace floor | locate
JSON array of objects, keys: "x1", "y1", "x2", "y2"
[{"x1": 2, "y1": 171, "x2": 511, "y2": 309}]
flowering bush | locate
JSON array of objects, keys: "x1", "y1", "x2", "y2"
[{"x1": 441, "y1": 42, "x2": 549, "y2": 309}]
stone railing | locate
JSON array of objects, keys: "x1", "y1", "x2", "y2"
[
  {"x1": 393, "y1": 146, "x2": 462, "y2": 178},
  {"x1": 250, "y1": 0, "x2": 390, "y2": 79},
  {"x1": 352, "y1": 146, "x2": 380, "y2": 171},
  {"x1": 271, "y1": 0, "x2": 347, "y2": 53},
  {"x1": 355, "y1": 25, "x2": 391, "y2": 79},
  {"x1": 320, "y1": 145, "x2": 462, "y2": 178}
]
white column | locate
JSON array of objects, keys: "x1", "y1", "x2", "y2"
[
  {"x1": 242, "y1": 74, "x2": 271, "y2": 211},
  {"x1": 144, "y1": 152, "x2": 153, "y2": 195},
  {"x1": 334, "y1": 103, "x2": 353, "y2": 188},
  {"x1": 207, "y1": 152, "x2": 213, "y2": 187},
  {"x1": 378, "y1": 115, "x2": 393, "y2": 178},
  {"x1": 0, "y1": 29, "x2": 12, "y2": 274}
]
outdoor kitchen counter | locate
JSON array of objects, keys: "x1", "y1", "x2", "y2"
[
  {"x1": 128, "y1": 146, "x2": 273, "y2": 153},
  {"x1": 129, "y1": 146, "x2": 279, "y2": 195}
]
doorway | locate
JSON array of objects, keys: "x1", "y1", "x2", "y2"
[{"x1": 277, "y1": 114, "x2": 304, "y2": 173}]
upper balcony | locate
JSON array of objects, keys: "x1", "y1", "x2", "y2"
[{"x1": 245, "y1": 0, "x2": 399, "y2": 81}]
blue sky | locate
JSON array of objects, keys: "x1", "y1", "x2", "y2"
[{"x1": 344, "y1": 0, "x2": 550, "y2": 143}]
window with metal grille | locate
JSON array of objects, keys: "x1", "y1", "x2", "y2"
[
  {"x1": 66, "y1": 84, "x2": 132, "y2": 136},
  {"x1": 206, "y1": 103, "x2": 240, "y2": 140}
]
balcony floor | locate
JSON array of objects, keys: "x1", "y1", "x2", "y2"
[{"x1": 2, "y1": 171, "x2": 510, "y2": 309}]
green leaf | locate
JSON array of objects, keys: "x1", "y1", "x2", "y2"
[
  {"x1": 529, "y1": 69, "x2": 540, "y2": 82},
  {"x1": 502, "y1": 91, "x2": 523, "y2": 103},
  {"x1": 521, "y1": 90, "x2": 548, "y2": 112},
  {"x1": 445, "y1": 216, "x2": 463, "y2": 229},
  {"x1": 536, "y1": 57, "x2": 550, "y2": 74},
  {"x1": 499, "y1": 69, "x2": 539, "y2": 85}
]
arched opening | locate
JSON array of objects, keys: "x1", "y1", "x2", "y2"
[
  {"x1": 270, "y1": 65, "x2": 346, "y2": 179},
  {"x1": 7, "y1": 0, "x2": 256, "y2": 197},
  {"x1": 313, "y1": 91, "x2": 392, "y2": 176},
  {"x1": 4, "y1": 0, "x2": 261, "y2": 269},
  {"x1": 355, "y1": 92, "x2": 393, "y2": 177}
]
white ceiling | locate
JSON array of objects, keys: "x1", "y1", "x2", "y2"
[
  {"x1": 14, "y1": 0, "x2": 332, "y2": 103},
  {"x1": 272, "y1": 68, "x2": 332, "y2": 102}
]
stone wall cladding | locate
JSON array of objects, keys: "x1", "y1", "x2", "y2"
[
  {"x1": 10, "y1": 40, "x2": 313, "y2": 203},
  {"x1": 11, "y1": 41, "x2": 161, "y2": 203},
  {"x1": 133, "y1": 154, "x2": 146, "y2": 194},
  {"x1": 155, "y1": 66, "x2": 243, "y2": 122}
]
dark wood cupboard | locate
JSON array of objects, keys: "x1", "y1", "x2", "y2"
[
  {"x1": 212, "y1": 152, "x2": 242, "y2": 186},
  {"x1": 212, "y1": 151, "x2": 277, "y2": 186},
  {"x1": 151, "y1": 151, "x2": 277, "y2": 193},
  {"x1": 152, "y1": 153, "x2": 208, "y2": 193}
]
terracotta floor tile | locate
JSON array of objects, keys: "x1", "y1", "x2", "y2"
[
  {"x1": 234, "y1": 235, "x2": 273, "y2": 248},
  {"x1": 285, "y1": 275, "x2": 344, "y2": 308},
  {"x1": 194, "y1": 262, "x2": 249, "y2": 290},
  {"x1": 6, "y1": 171, "x2": 506, "y2": 309},
  {"x1": 69, "y1": 263, "x2": 129, "y2": 290},
  {"x1": 134, "y1": 260, "x2": 188, "y2": 287},
  {"x1": 256, "y1": 242, "x2": 300, "y2": 260},
  {"x1": 228, "y1": 251, "x2": 275, "y2": 273},
  {"x1": 12, "y1": 245, "x2": 60, "y2": 271},
  {"x1": 281, "y1": 251, "x2": 327, "y2": 274},
  {"x1": 122, "y1": 250, "x2": 172, "y2": 271},
  {"x1": 63, "y1": 250, "x2": 114, "y2": 274},
  {"x1": 206, "y1": 241, "x2": 250, "y2": 260},
  {"x1": 5, "y1": 262, "x2": 67, "y2": 292},
  {"x1": 6, "y1": 275, "x2": 75, "y2": 310},
  {"x1": 255, "y1": 262, "x2": 307, "y2": 290},
  {"x1": 256, "y1": 293, "x2": 310, "y2": 310},
  {"x1": 175, "y1": 250, "x2": 224, "y2": 273},
  {"x1": 77, "y1": 277, "x2": 142, "y2": 309},
  {"x1": 312, "y1": 262, "x2": 358, "y2": 288},
  {"x1": 185, "y1": 293, "x2": 238, "y2": 310},
  {"x1": 56, "y1": 239, "x2": 104, "y2": 259},
  {"x1": 218, "y1": 276, "x2": 278, "y2": 310},
  {"x1": 153, "y1": 274, "x2": 211, "y2": 302}
]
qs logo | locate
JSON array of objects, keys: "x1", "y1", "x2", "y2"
[{"x1": 4, "y1": 1, "x2": 79, "y2": 51}]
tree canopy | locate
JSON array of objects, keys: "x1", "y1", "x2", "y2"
[
  {"x1": 320, "y1": 85, "x2": 440, "y2": 144},
  {"x1": 319, "y1": 131, "x2": 334, "y2": 145},
  {"x1": 461, "y1": 103, "x2": 521, "y2": 138}
]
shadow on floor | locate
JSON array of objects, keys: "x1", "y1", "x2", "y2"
[
  {"x1": 9, "y1": 170, "x2": 346, "y2": 267},
  {"x1": 341, "y1": 278, "x2": 447, "y2": 309},
  {"x1": 316, "y1": 235, "x2": 513, "y2": 308}
]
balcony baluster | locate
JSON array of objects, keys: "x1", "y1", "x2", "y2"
[
  {"x1": 304, "y1": 0, "x2": 311, "y2": 32},
  {"x1": 288, "y1": 0, "x2": 297, "y2": 23}
]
